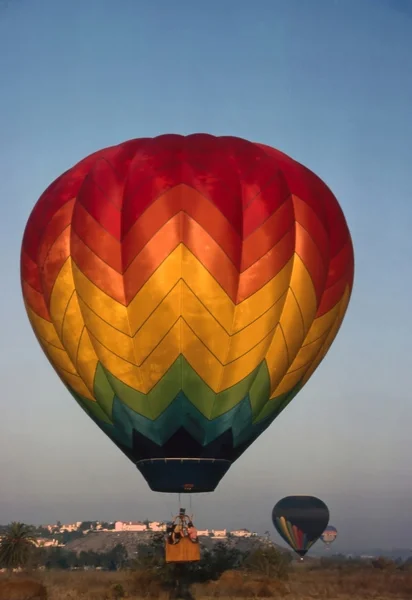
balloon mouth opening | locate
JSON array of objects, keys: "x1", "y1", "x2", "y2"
[{"x1": 136, "y1": 458, "x2": 232, "y2": 493}]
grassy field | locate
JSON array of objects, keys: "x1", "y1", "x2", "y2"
[{"x1": 1, "y1": 566, "x2": 412, "y2": 599}]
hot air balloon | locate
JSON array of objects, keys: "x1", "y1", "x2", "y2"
[
  {"x1": 20, "y1": 134, "x2": 354, "y2": 496},
  {"x1": 272, "y1": 496, "x2": 330, "y2": 557},
  {"x1": 321, "y1": 525, "x2": 338, "y2": 549}
]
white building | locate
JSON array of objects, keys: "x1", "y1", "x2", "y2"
[
  {"x1": 148, "y1": 521, "x2": 166, "y2": 532},
  {"x1": 231, "y1": 529, "x2": 252, "y2": 538},
  {"x1": 60, "y1": 522, "x2": 82, "y2": 532},
  {"x1": 212, "y1": 529, "x2": 227, "y2": 538},
  {"x1": 36, "y1": 538, "x2": 60, "y2": 547},
  {"x1": 197, "y1": 529, "x2": 210, "y2": 536},
  {"x1": 115, "y1": 521, "x2": 147, "y2": 532}
]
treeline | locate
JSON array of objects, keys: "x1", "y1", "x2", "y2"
[
  {"x1": 26, "y1": 544, "x2": 128, "y2": 571},
  {"x1": 23, "y1": 535, "x2": 292, "y2": 579},
  {"x1": 310, "y1": 555, "x2": 412, "y2": 572},
  {"x1": 1, "y1": 530, "x2": 293, "y2": 582}
]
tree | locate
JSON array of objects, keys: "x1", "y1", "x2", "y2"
[
  {"x1": 43, "y1": 547, "x2": 76, "y2": 570},
  {"x1": 0, "y1": 522, "x2": 37, "y2": 569},
  {"x1": 106, "y1": 544, "x2": 128, "y2": 571},
  {"x1": 243, "y1": 546, "x2": 291, "y2": 580},
  {"x1": 61, "y1": 529, "x2": 84, "y2": 544}
]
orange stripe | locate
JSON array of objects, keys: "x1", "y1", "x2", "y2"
[
  {"x1": 123, "y1": 215, "x2": 182, "y2": 304},
  {"x1": 102, "y1": 214, "x2": 296, "y2": 306},
  {"x1": 41, "y1": 227, "x2": 71, "y2": 306},
  {"x1": 241, "y1": 199, "x2": 294, "y2": 271},
  {"x1": 237, "y1": 230, "x2": 295, "y2": 302},
  {"x1": 71, "y1": 231, "x2": 126, "y2": 304},
  {"x1": 181, "y1": 215, "x2": 239, "y2": 303},
  {"x1": 21, "y1": 250, "x2": 42, "y2": 293},
  {"x1": 22, "y1": 283, "x2": 51, "y2": 321},
  {"x1": 72, "y1": 202, "x2": 123, "y2": 272},
  {"x1": 121, "y1": 184, "x2": 241, "y2": 269},
  {"x1": 295, "y1": 222, "x2": 328, "y2": 302},
  {"x1": 37, "y1": 199, "x2": 75, "y2": 267},
  {"x1": 292, "y1": 195, "x2": 329, "y2": 260},
  {"x1": 124, "y1": 214, "x2": 241, "y2": 304}
]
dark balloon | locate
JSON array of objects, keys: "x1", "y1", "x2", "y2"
[{"x1": 272, "y1": 496, "x2": 330, "y2": 557}]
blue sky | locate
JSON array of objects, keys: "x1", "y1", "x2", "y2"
[{"x1": 1, "y1": 0, "x2": 411, "y2": 552}]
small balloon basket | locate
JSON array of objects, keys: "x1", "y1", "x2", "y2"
[{"x1": 165, "y1": 508, "x2": 201, "y2": 564}]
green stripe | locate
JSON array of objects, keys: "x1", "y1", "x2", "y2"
[
  {"x1": 93, "y1": 363, "x2": 115, "y2": 420},
  {"x1": 69, "y1": 387, "x2": 113, "y2": 425},
  {"x1": 254, "y1": 382, "x2": 303, "y2": 423},
  {"x1": 96, "y1": 357, "x2": 272, "y2": 421}
]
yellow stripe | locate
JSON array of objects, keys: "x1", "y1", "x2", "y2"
[
  {"x1": 276, "y1": 333, "x2": 327, "y2": 390},
  {"x1": 49, "y1": 258, "x2": 76, "y2": 338},
  {"x1": 71, "y1": 246, "x2": 295, "y2": 337},
  {"x1": 303, "y1": 301, "x2": 342, "y2": 345},
  {"x1": 267, "y1": 287, "x2": 350, "y2": 400},
  {"x1": 27, "y1": 274, "x2": 97, "y2": 401},
  {"x1": 261, "y1": 326, "x2": 290, "y2": 399},
  {"x1": 42, "y1": 342, "x2": 77, "y2": 375},
  {"x1": 76, "y1": 329, "x2": 98, "y2": 394},
  {"x1": 36, "y1": 336, "x2": 94, "y2": 402},
  {"x1": 26, "y1": 305, "x2": 64, "y2": 349},
  {"x1": 228, "y1": 290, "x2": 286, "y2": 362},
  {"x1": 72, "y1": 262, "x2": 131, "y2": 335},
  {"x1": 279, "y1": 517, "x2": 295, "y2": 548},
  {"x1": 72, "y1": 247, "x2": 184, "y2": 337},
  {"x1": 61, "y1": 292, "x2": 85, "y2": 365},
  {"x1": 78, "y1": 282, "x2": 183, "y2": 366},
  {"x1": 131, "y1": 282, "x2": 183, "y2": 364},
  {"x1": 78, "y1": 295, "x2": 136, "y2": 363},
  {"x1": 181, "y1": 282, "x2": 287, "y2": 364},
  {"x1": 182, "y1": 320, "x2": 273, "y2": 393},
  {"x1": 55, "y1": 368, "x2": 94, "y2": 401},
  {"x1": 87, "y1": 321, "x2": 181, "y2": 395},
  {"x1": 184, "y1": 248, "x2": 293, "y2": 332},
  {"x1": 25, "y1": 241, "x2": 349, "y2": 403},
  {"x1": 128, "y1": 245, "x2": 182, "y2": 333},
  {"x1": 270, "y1": 365, "x2": 308, "y2": 397},
  {"x1": 76, "y1": 268, "x2": 289, "y2": 370},
  {"x1": 301, "y1": 286, "x2": 351, "y2": 385},
  {"x1": 289, "y1": 255, "x2": 317, "y2": 332}
]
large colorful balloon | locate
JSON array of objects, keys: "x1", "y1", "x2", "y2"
[
  {"x1": 272, "y1": 496, "x2": 330, "y2": 557},
  {"x1": 321, "y1": 525, "x2": 338, "y2": 547},
  {"x1": 20, "y1": 134, "x2": 354, "y2": 494}
]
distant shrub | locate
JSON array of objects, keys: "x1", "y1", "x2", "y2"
[
  {"x1": 111, "y1": 582, "x2": 125, "y2": 598},
  {"x1": 371, "y1": 556, "x2": 397, "y2": 571},
  {"x1": 243, "y1": 546, "x2": 291, "y2": 580}
]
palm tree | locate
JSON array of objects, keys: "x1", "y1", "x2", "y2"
[{"x1": 0, "y1": 522, "x2": 37, "y2": 569}]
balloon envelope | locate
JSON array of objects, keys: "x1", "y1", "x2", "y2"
[
  {"x1": 272, "y1": 495, "x2": 330, "y2": 557},
  {"x1": 321, "y1": 525, "x2": 338, "y2": 545},
  {"x1": 20, "y1": 134, "x2": 354, "y2": 494}
]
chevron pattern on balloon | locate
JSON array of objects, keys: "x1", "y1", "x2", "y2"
[{"x1": 21, "y1": 134, "x2": 354, "y2": 465}]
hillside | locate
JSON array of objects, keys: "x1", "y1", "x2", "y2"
[{"x1": 65, "y1": 531, "x2": 286, "y2": 557}]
